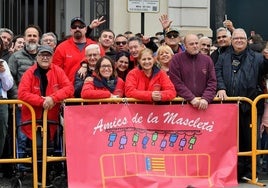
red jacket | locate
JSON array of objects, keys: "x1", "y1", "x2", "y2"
[
  {"x1": 81, "y1": 76, "x2": 125, "y2": 99},
  {"x1": 125, "y1": 66, "x2": 176, "y2": 101},
  {"x1": 53, "y1": 37, "x2": 97, "y2": 83},
  {"x1": 18, "y1": 63, "x2": 74, "y2": 140}
]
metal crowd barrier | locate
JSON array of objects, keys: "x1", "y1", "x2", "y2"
[
  {"x1": 62, "y1": 96, "x2": 260, "y2": 186},
  {"x1": 251, "y1": 94, "x2": 268, "y2": 187},
  {"x1": 41, "y1": 109, "x2": 67, "y2": 188},
  {"x1": 0, "y1": 99, "x2": 38, "y2": 188},
  {"x1": 5, "y1": 96, "x2": 265, "y2": 187}
]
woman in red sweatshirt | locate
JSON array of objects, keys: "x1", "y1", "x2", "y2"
[
  {"x1": 81, "y1": 56, "x2": 125, "y2": 98},
  {"x1": 125, "y1": 48, "x2": 176, "y2": 102}
]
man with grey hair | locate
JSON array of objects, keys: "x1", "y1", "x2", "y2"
[
  {"x1": 211, "y1": 27, "x2": 232, "y2": 64},
  {"x1": 216, "y1": 28, "x2": 268, "y2": 182},
  {"x1": 41, "y1": 32, "x2": 57, "y2": 50},
  {"x1": 0, "y1": 28, "x2": 14, "y2": 61},
  {"x1": 0, "y1": 37, "x2": 14, "y2": 178},
  {"x1": 74, "y1": 43, "x2": 102, "y2": 97},
  {"x1": 8, "y1": 25, "x2": 41, "y2": 171},
  {"x1": 8, "y1": 25, "x2": 41, "y2": 97},
  {"x1": 199, "y1": 36, "x2": 212, "y2": 56}
]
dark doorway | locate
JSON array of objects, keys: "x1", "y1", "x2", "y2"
[
  {"x1": 0, "y1": 0, "x2": 55, "y2": 35},
  {"x1": 210, "y1": 0, "x2": 268, "y2": 41}
]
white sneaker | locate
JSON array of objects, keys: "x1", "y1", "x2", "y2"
[{"x1": 241, "y1": 176, "x2": 258, "y2": 182}]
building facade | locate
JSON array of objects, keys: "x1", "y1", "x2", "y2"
[{"x1": 0, "y1": 0, "x2": 212, "y2": 39}]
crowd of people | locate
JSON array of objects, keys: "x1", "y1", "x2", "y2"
[{"x1": 1, "y1": 13, "x2": 268, "y2": 185}]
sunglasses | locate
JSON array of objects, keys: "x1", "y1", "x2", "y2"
[
  {"x1": 166, "y1": 33, "x2": 179, "y2": 39},
  {"x1": 71, "y1": 24, "x2": 86, "y2": 29},
  {"x1": 116, "y1": 41, "x2": 127, "y2": 45}
]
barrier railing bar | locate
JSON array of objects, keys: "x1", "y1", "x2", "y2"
[
  {"x1": 1, "y1": 96, "x2": 262, "y2": 187},
  {"x1": 0, "y1": 99, "x2": 38, "y2": 188}
]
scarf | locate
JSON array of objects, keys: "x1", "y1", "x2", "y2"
[
  {"x1": 37, "y1": 64, "x2": 49, "y2": 96},
  {"x1": 93, "y1": 76, "x2": 117, "y2": 93}
]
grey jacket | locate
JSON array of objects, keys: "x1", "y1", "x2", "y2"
[{"x1": 8, "y1": 48, "x2": 36, "y2": 98}]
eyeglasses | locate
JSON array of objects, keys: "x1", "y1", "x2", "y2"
[
  {"x1": 115, "y1": 41, "x2": 127, "y2": 45},
  {"x1": 217, "y1": 35, "x2": 227, "y2": 39},
  {"x1": 201, "y1": 43, "x2": 211, "y2": 48},
  {"x1": 100, "y1": 64, "x2": 112, "y2": 69},
  {"x1": 86, "y1": 53, "x2": 99, "y2": 58},
  {"x1": 42, "y1": 39, "x2": 55, "y2": 43},
  {"x1": 71, "y1": 24, "x2": 86, "y2": 29},
  {"x1": 38, "y1": 54, "x2": 52, "y2": 59},
  {"x1": 232, "y1": 37, "x2": 247, "y2": 41},
  {"x1": 166, "y1": 33, "x2": 179, "y2": 39}
]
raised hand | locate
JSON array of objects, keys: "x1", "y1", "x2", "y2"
[
  {"x1": 89, "y1": 16, "x2": 106, "y2": 29},
  {"x1": 159, "y1": 14, "x2": 172, "y2": 30}
]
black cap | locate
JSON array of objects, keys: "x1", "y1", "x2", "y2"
[
  {"x1": 37, "y1": 45, "x2": 53, "y2": 54},
  {"x1": 71, "y1": 17, "x2": 86, "y2": 26}
]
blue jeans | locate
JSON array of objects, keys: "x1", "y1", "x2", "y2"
[
  {"x1": 0, "y1": 104, "x2": 8, "y2": 158},
  {"x1": 16, "y1": 107, "x2": 29, "y2": 171}
]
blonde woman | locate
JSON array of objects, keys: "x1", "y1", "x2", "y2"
[{"x1": 156, "y1": 45, "x2": 174, "y2": 75}]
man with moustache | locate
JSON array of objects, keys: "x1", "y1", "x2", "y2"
[
  {"x1": 53, "y1": 17, "x2": 97, "y2": 84},
  {"x1": 216, "y1": 28, "x2": 268, "y2": 181},
  {"x1": 210, "y1": 27, "x2": 232, "y2": 64},
  {"x1": 8, "y1": 24, "x2": 42, "y2": 96},
  {"x1": 8, "y1": 25, "x2": 42, "y2": 171},
  {"x1": 0, "y1": 28, "x2": 14, "y2": 61}
]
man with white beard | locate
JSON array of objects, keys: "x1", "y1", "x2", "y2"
[{"x1": 7, "y1": 25, "x2": 41, "y2": 172}]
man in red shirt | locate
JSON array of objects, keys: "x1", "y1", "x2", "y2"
[{"x1": 53, "y1": 17, "x2": 97, "y2": 84}]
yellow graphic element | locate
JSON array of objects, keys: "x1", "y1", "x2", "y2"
[{"x1": 99, "y1": 153, "x2": 212, "y2": 188}]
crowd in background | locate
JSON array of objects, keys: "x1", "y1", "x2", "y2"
[{"x1": 1, "y1": 13, "x2": 268, "y2": 185}]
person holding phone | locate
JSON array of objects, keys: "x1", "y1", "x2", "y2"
[{"x1": 0, "y1": 38, "x2": 14, "y2": 159}]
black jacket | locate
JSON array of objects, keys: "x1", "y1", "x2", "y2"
[{"x1": 215, "y1": 46, "x2": 268, "y2": 112}]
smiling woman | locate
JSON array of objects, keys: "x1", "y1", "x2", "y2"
[
  {"x1": 81, "y1": 56, "x2": 125, "y2": 99},
  {"x1": 125, "y1": 48, "x2": 176, "y2": 102}
]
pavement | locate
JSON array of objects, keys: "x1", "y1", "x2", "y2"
[
  {"x1": 0, "y1": 171, "x2": 268, "y2": 187},
  {"x1": 1, "y1": 177, "x2": 268, "y2": 188}
]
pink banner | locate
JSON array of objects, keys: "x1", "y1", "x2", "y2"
[{"x1": 65, "y1": 104, "x2": 238, "y2": 188}]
